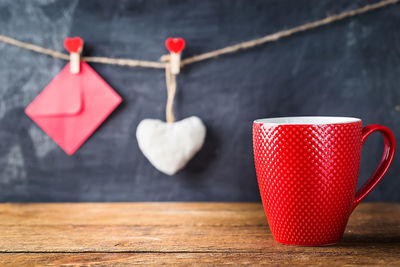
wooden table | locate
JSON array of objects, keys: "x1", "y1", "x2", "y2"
[{"x1": 0, "y1": 203, "x2": 399, "y2": 266}]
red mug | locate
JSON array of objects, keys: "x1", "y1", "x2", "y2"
[{"x1": 253, "y1": 116, "x2": 395, "y2": 246}]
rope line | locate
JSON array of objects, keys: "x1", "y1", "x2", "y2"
[
  {"x1": 0, "y1": 0, "x2": 397, "y2": 69},
  {"x1": 181, "y1": 0, "x2": 399, "y2": 66},
  {"x1": 1, "y1": 0, "x2": 398, "y2": 122}
]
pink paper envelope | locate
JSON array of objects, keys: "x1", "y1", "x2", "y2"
[{"x1": 25, "y1": 62, "x2": 122, "y2": 155}]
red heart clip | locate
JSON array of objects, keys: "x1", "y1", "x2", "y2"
[
  {"x1": 165, "y1": 38, "x2": 185, "y2": 54},
  {"x1": 64, "y1": 37, "x2": 84, "y2": 53}
]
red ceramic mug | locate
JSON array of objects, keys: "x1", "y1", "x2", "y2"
[{"x1": 253, "y1": 116, "x2": 395, "y2": 246}]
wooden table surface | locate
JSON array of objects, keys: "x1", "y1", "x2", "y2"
[{"x1": 0, "y1": 203, "x2": 399, "y2": 266}]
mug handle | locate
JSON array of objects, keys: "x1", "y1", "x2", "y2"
[{"x1": 352, "y1": 124, "x2": 396, "y2": 211}]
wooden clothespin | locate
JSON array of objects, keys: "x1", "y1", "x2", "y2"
[
  {"x1": 165, "y1": 37, "x2": 185, "y2": 74},
  {"x1": 64, "y1": 37, "x2": 84, "y2": 74}
]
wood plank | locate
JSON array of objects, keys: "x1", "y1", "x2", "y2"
[
  {"x1": 0, "y1": 251, "x2": 399, "y2": 266},
  {"x1": 0, "y1": 203, "x2": 399, "y2": 265},
  {"x1": 0, "y1": 224, "x2": 399, "y2": 253},
  {"x1": 0, "y1": 203, "x2": 266, "y2": 226},
  {"x1": 0, "y1": 224, "x2": 274, "y2": 252}
]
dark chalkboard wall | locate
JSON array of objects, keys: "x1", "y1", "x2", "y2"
[{"x1": 0, "y1": 0, "x2": 399, "y2": 202}]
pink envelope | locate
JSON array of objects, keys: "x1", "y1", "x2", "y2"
[{"x1": 25, "y1": 62, "x2": 122, "y2": 155}]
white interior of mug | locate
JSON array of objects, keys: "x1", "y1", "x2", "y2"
[{"x1": 254, "y1": 116, "x2": 361, "y2": 125}]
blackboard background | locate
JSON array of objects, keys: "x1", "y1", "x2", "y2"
[{"x1": 0, "y1": 0, "x2": 399, "y2": 202}]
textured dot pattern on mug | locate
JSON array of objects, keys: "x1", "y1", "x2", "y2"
[{"x1": 253, "y1": 122, "x2": 362, "y2": 245}]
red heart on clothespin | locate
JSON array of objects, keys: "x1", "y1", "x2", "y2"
[
  {"x1": 165, "y1": 38, "x2": 185, "y2": 54},
  {"x1": 64, "y1": 37, "x2": 84, "y2": 53}
]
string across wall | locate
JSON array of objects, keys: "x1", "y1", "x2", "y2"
[{"x1": 0, "y1": 0, "x2": 398, "y2": 121}]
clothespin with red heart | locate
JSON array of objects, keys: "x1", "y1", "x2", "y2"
[
  {"x1": 64, "y1": 37, "x2": 84, "y2": 74},
  {"x1": 165, "y1": 37, "x2": 185, "y2": 74}
]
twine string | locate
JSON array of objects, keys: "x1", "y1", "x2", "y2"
[
  {"x1": 180, "y1": 0, "x2": 399, "y2": 66},
  {"x1": 163, "y1": 56, "x2": 177, "y2": 123},
  {"x1": 0, "y1": 34, "x2": 70, "y2": 60},
  {"x1": 0, "y1": 0, "x2": 397, "y2": 69},
  {"x1": 0, "y1": 0, "x2": 397, "y2": 122},
  {"x1": 83, "y1": 56, "x2": 166, "y2": 69}
]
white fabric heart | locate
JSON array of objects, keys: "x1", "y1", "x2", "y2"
[{"x1": 136, "y1": 116, "x2": 206, "y2": 175}]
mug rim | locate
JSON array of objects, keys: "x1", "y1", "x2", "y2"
[{"x1": 254, "y1": 116, "x2": 361, "y2": 125}]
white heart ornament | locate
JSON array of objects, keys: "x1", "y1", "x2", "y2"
[{"x1": 136, "y1": 116, "x2": 206, "y2": 175}]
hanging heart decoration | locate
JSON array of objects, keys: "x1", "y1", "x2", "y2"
[
  {"x1": 136, "y1": 38, "x2": 206, "y2": 175},
  {"x1": 137, "y1": 116, "x2": 206, "y2": 175}
]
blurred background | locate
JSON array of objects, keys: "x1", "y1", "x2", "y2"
[{"x1": 0, "y1": 0, "x2": 398, "y2": 202}]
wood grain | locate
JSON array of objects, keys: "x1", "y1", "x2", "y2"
[{"x1": 0, "y1": 203, "x2": 399, "y2": 266}]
